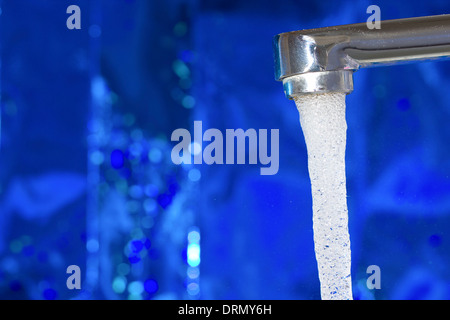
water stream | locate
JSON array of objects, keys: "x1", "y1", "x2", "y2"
[{"x1": 294, "y1": 92, "x2": 353, "y2": 300}]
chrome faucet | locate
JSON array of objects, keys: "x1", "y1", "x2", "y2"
[{"x1": 273, "y1": 14, "x2": 450, "y2": 99}]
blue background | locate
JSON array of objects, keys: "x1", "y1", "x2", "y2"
[{"x1": 1, "y1": 0, "x2": 450, "y2": 300}]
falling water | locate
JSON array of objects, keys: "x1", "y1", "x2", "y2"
[{"x1": 294, "y1": 92, "x2": 353, "y2": 300}]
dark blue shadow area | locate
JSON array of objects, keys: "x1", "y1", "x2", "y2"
[{"x1": 1, "y1": 0, "x2": 450, "y2": 300}]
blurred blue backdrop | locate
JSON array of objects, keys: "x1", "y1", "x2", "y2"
[{"x1": 1, "y1": 0, "x2": 450, "y2": 300}]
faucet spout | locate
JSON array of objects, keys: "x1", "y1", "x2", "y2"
[{"x1": 273, "y1": 14, "x2": 450, "y2": 98}]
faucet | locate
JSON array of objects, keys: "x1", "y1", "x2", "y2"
[{"x1": 273, "y1": 14, "x2": 450, "y2": 99}]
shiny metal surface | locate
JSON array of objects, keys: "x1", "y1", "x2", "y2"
[
  {"x1": 273, "y1": 14, "x2": 450, "y2": 98},
  {"x1": 283, "y1": 70, "x2": 353, "y2": 98}
]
